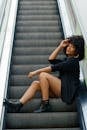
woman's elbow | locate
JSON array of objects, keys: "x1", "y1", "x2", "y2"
[{"x1": 48, "y1": 56, "x2": 54, "y2": 60}]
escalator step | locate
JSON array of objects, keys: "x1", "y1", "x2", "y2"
[
  {"x1": 14, "y1": 39, "x2": 62, "y2": 47},
  {"x1": 11, "y1": 64, "x2": 64, "y2": 75},
  {"x1": 6, "y1": 98, "x2": 76, "y2": 112},
  {"x1": 19, "y1": 3, "x2": 57, "y2": 6},
  {"x1": 6, "y1": 112, "x2": 79, "y2": 129},
  {"x1": 18, "y1": 10, "x2": 58, "y2": 15},
  {"x1": 11, "y1": 64, "x2": 49, "y2": 74},
  {"x1": 16, "y1": 20, "x2": 61, "y2": 26},
  {"x1": 19, "y1": 1, "x2": 57, "y2": 5},
  {"x1": 16, "y1": 26, "x2": 62, "y2": 32},
  {"x1": 20, "y1": 0, "x2": 55, "y2": 2},
  {"x1": 17, "y1": 15, "x2": 60, "y2": 21},
  {"x1": 15, "y1": 32, "x2": 63, "y2": 40},
  {"x1": 13, "y1": 47, "x2": 57, "y2": 55},
  {"x1": 5, "y1": 128, "x2": 80, "y2": 130},
  {"x1": 10, "y1": 75, "x2": 37, "y2": 86},
  {"x1": 12, "y1": 55, "x2": 65, "y2": 64},
  {"x1": 18, "y1": 6, "x2": 58, "y2": 10}
]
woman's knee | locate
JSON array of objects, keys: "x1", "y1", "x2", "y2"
[
  {"x1": 31, "y1": 81, "x2": 40, "y2": 91},
  {"x1": 31, "y1": 81, "x2": 40, "y2": 86},
  {"x1": 39, "y1": 72, "x2": 48, "y2": 79}
]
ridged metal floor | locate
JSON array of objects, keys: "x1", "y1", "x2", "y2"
[{"x1": 4, "y1": 0, "x2": 80, "y2": 129}]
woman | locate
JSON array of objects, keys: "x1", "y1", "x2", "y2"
[{"x1": 4, "y1": 35, "x2": 85, "y2": 113}]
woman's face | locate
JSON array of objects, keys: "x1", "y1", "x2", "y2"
[{"x1": 66, "y1": 43, "x2": 77, "y2": 57}]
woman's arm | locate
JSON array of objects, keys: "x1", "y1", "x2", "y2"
[
  {"x1": 49, "y1": 45, "x2": 62, "y2": 60},
  {"x1": 28, "y1": 66, "x2": 52, "y2": 78},
  {"x1": 49, "y1": 39, "x2": 69, "y2": 60},
  {"x1": 28, "y1": 40, "x2": 70, "y2": 78}
]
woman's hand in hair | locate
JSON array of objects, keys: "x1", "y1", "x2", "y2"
[
  {"x1": 49, "y1": 40, "x2": 69, "y2": 60},
  {"x1": 59, "y1": 39, "x2": 70, "y2": 49}
]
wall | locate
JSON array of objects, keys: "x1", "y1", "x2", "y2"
[{"x1": 70, "y1": 0, "x2": 87, "y2": 85}]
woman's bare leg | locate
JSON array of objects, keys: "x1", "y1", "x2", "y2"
[
  {"x1": 4, "y1": 81, "x2": 41, "y2": 112},
  {"x1": 19, "y1": 72, "x2": 60, "y2": 105},
  {"x1": 19, "y1": 80, "x2": 56, "y2": 105},
  {"x1": 20, "y1": 81, "x2": 40, "y2": 104},
  {"x1": 20, "y1": 72, "x2": 61, "y2": 104},
  {"x1": 39, "y1": 72, "x2": 61, "y2": 101},
  {"x1": 4, "y1": 73, "x2": 61, "y2": 112}
]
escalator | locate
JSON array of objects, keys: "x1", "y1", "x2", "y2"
[{"x1": 3, "y1": 0, "x2": 80, "y2": 129}]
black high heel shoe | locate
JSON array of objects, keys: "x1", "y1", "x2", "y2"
[{"x1": 4, "y1": 98, "x2": 23, "y2": 113}]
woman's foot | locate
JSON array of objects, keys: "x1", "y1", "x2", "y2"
[
  {"x1": 4, "y1": 98, "x2": 23, "y2": 113},
  {"x1": 34, "y1": 100, "x2": 51, "y2": 113}
]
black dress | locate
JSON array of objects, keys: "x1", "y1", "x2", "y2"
[{"x1": 49, "y1": 57, "x2": 80, "y2": 104}]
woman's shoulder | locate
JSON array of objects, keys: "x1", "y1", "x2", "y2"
[
  {"x1": 67, "y1": 57, "x2": 79, "y2": 62},
  {"x1": 66, "y1": 57, "x2": 79, "y2": 66},
  {"x1": 48, "y1": 59, "x2": 63, "y2": 64}
]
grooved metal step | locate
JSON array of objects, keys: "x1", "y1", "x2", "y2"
[
  {"x1": 17, "y1": 15, "x2": 59, "y2": 21},
  {"x1": 16, "y1": 20, "x2": 61, "y2": 26},
  {"x1": 11, "y1": 64, "x2": 49, "y2": 74},
  {"x1": 10, "y1": 75, "x2": 36, "y2": 86},
  {"x1": 20, "y1": 0, "x2": 55, "y2": 2},
  {"x1": 13, "y1": 47, "x2": 64, "y2": 55},
  {"x1": 18, "y1": 10, "x2": 58, "y2": 15},
  {"x1": 18, "y1": 5, "x2": 58, "y2": 10},
  {"x1": 16, "y1": 26, "x2": 62, "y2": 32},
  {"x1": 6, "y1": 112, "x2": 79, "y2": 129},
  {"x1": 19, "y1": 3, "x2": 57, "y2": 6},
  {"x1": 15, "y1": 32, "x2": 63, "y2": 40},
  {"x1": 7, "y1": 98, "x2": 76, "y2": 112},
  {"x1": 7, "y1": 98, "x2": 76, "y2": 113},
  {"x1": 5, "y1": 128, "x2": 80, "y2": 130},
  {"x1": 12, "y1": 55, "x2": 65, "y2": 64},
  {"x1": 14, "y1": 39, "x2": 62, "y2": 47},
  {"x1": 19, "y1": 1, "x2": 57, "y2": 5}
]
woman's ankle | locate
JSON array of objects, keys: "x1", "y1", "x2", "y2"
[
  {"x1": 19, "y1": 99, "x2": 25, "y2": 105},
  {"x1": 41, "y1": 99, "x2": 49, "y2": 105}
]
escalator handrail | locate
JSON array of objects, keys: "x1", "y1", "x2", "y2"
[
  {"x1": 57, "y1": 0, "x2": 74, "y2": 38},
  {"x1": 76, "y1": 83, "x2": 87, "y2": 130},
  {"x1": 0, "y1": 0, "x2": 7, "y2": 60},
  {"x1": 0, "y1": 0, "x2": 11, "y2": 62},
  {"x1": 0, "y1": 0, "x2": 18, "y2": 129},
  {"x1": 0, "y1": 0, "x2": 7, "y2": 28}
]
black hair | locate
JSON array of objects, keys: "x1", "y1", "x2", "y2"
[{"x1": 63, "y1": 35, "x2": 85, "y2": 61}]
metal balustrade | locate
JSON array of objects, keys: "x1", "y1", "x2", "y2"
[
  {"x1": 0, "y1": 0, "x2": 11, "y2": 60},
  {"x1": 0, "y1": 0, "x2": 18, "y2": 129}
]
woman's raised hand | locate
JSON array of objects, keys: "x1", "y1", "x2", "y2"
[{"x1": 59, "y1": 39, "x2": 70, "y2": 49}]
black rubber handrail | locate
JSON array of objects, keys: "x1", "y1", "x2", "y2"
[{"x1": 76, "y1": 82, "x2": 87, "y2": 130}]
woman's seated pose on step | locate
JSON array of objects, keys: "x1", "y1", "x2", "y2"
[{"x1": 4, "y1": 35, "x2": 85, "y2": 113}]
